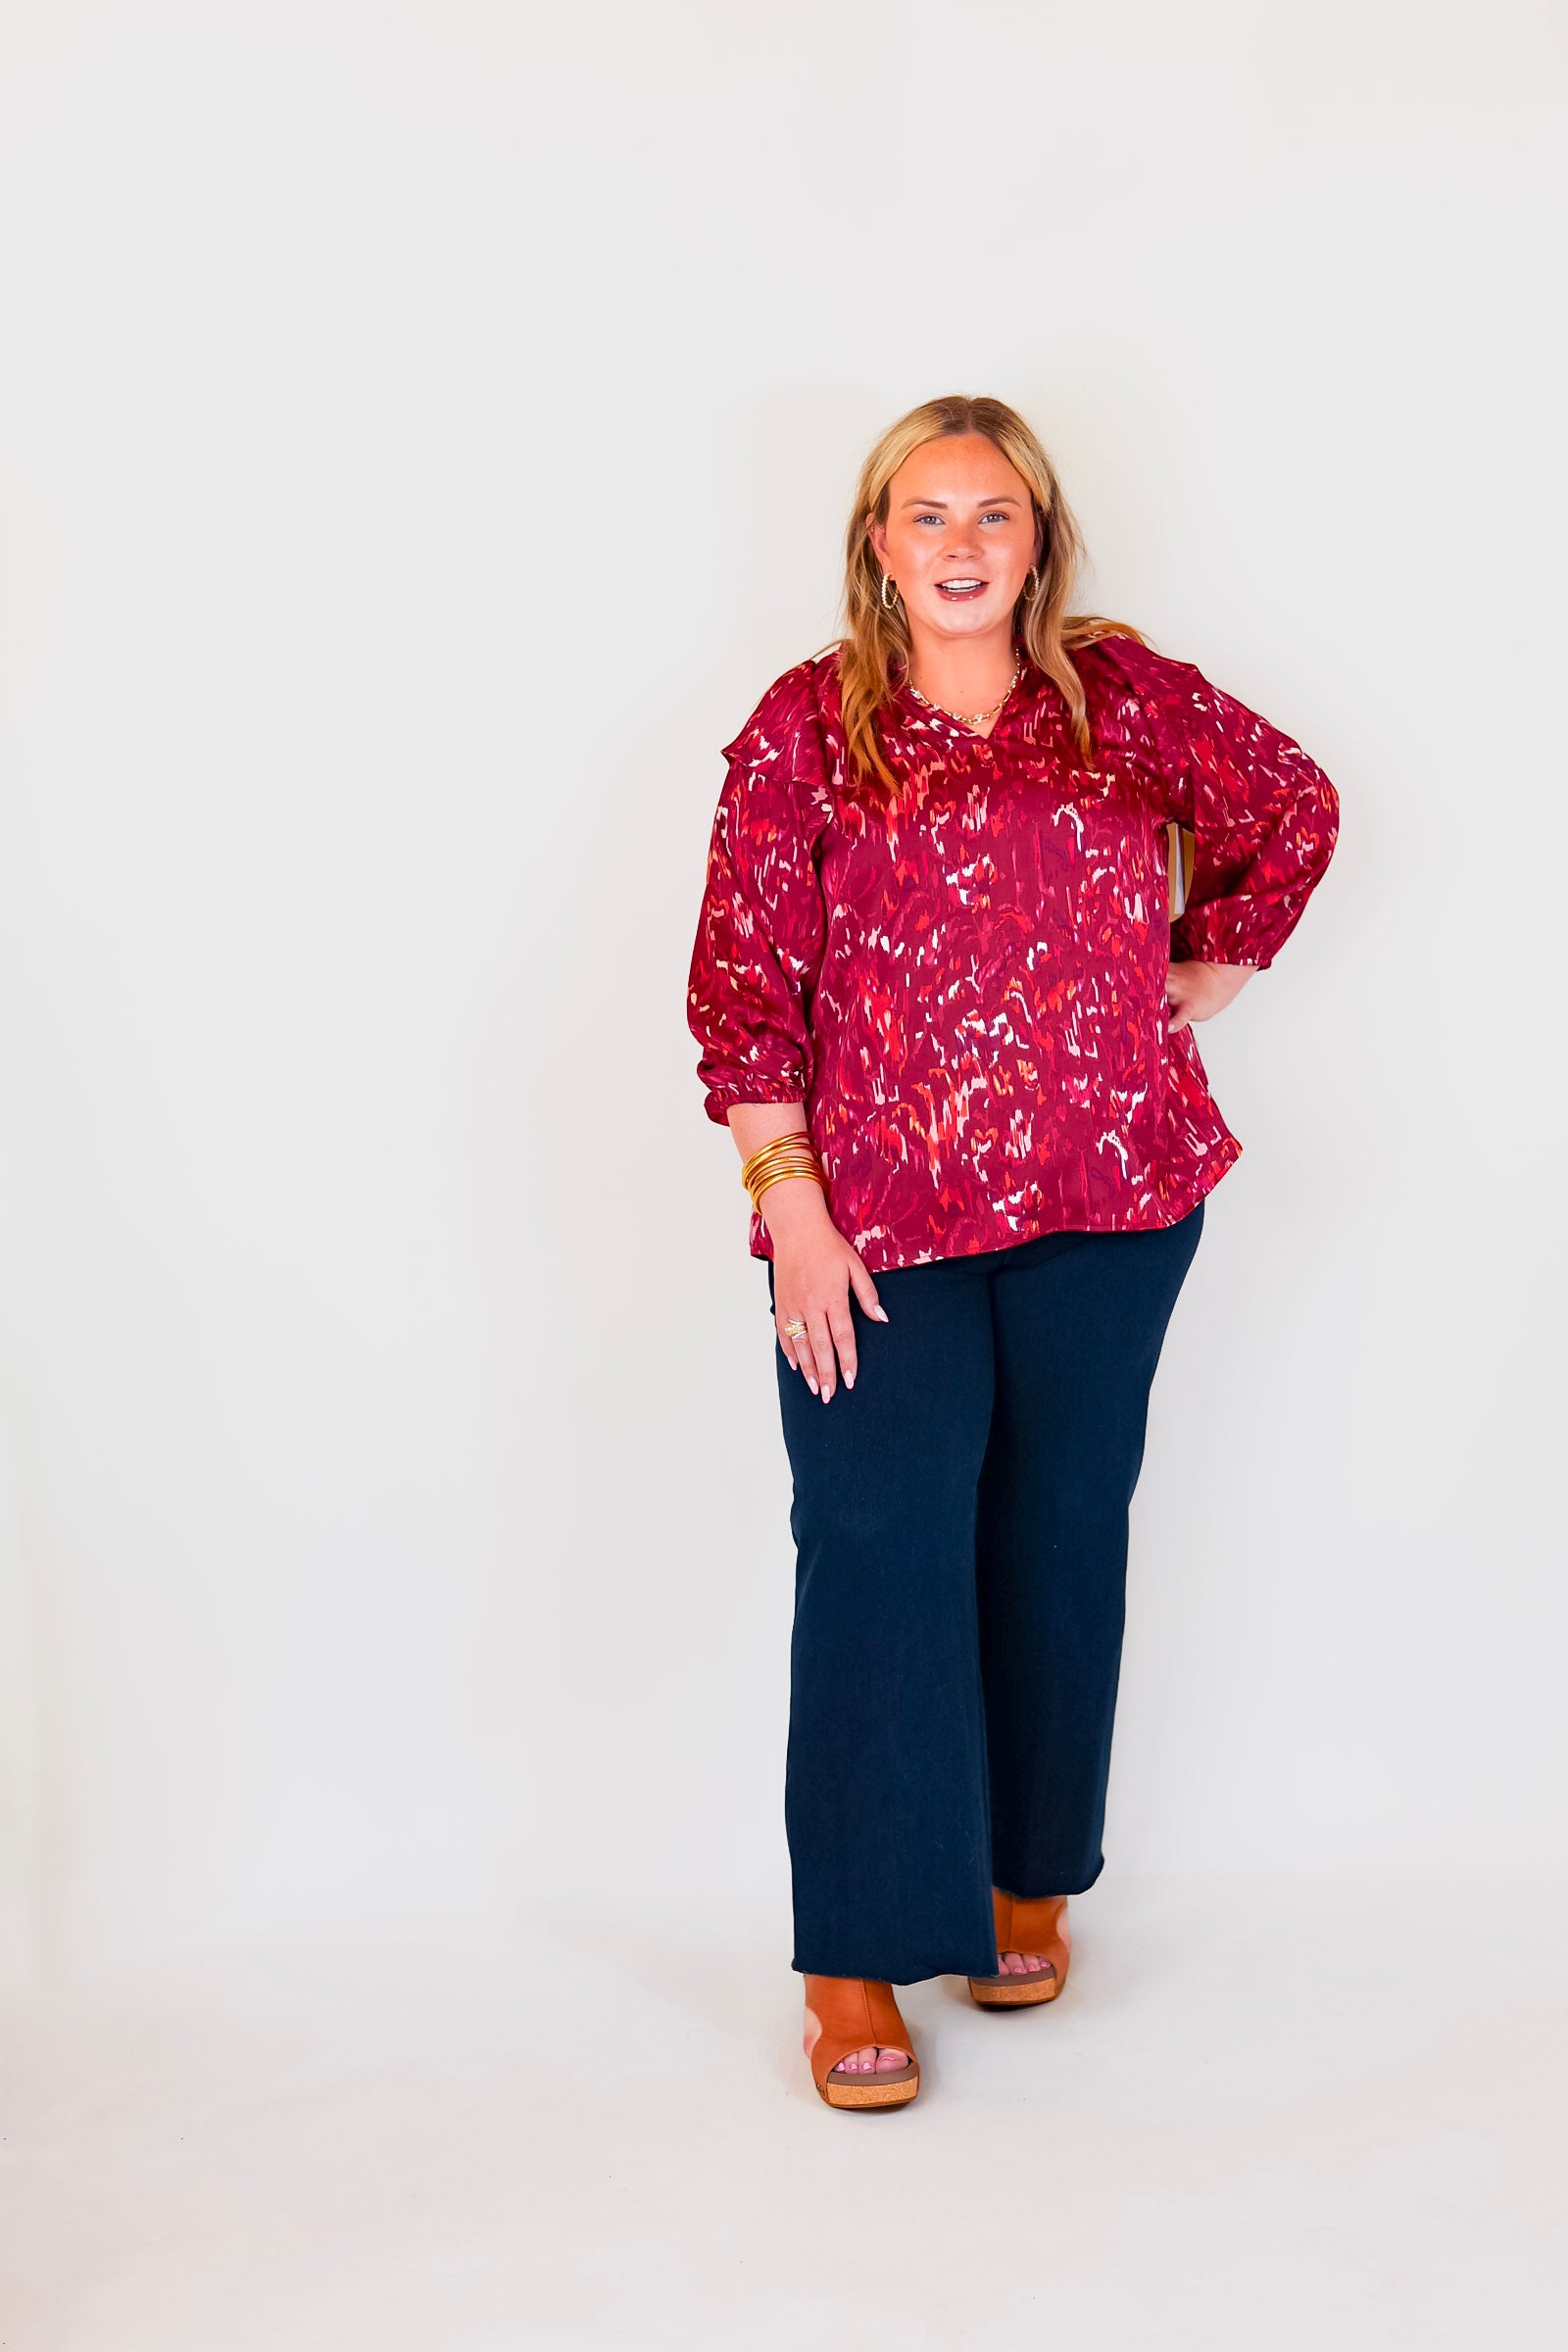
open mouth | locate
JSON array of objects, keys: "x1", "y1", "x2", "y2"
[{"x1": 935, "y1": 578, "x2": 988, "y2": 601}]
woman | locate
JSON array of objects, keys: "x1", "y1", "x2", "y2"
[{"x1": 685, "y1": 394, "x2": 1340, "y2": 2111}]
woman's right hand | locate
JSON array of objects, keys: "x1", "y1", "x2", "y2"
[{"x1": 762, "y1": 1178, "x2": 888, "y2": 1401}]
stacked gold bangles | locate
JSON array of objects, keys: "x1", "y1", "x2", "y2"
[{"x1": 739, "y1": 1132, "x2": 828, "y2": 1215}]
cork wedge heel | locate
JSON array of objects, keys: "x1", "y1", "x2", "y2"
[
  {"x1": 802, "y1": 1975, "x2": 921, "y2": 2110},
  {"x1": 966, "y1": 1887, "x2": 1071, "y2": 2009}
]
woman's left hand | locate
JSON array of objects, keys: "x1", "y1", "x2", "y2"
[{"x1": 1165, "y1": 959, "x2": 1257, "y2": 1032}]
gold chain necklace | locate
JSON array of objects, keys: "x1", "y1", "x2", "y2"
[{"x1": 904, "y1": 656, "x2": 1022, "y2": 733}]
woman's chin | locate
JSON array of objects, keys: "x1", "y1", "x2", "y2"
[{"x1": 910, "y1": 593, "x2": 1014, "y2": 638}]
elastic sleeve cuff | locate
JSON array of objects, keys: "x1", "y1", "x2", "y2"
[
  {"x1": 700, "y1": 1071, "x2": 809, "y2": 1126},
  {"x1": 1170, "y1": 906, "x2": 1279, "y2": 971}
]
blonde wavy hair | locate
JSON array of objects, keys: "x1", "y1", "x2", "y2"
[{"x1": 837, "y1": 393, "x2": 1148, "y2": 797}]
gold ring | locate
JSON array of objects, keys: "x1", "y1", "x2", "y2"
[{"x1": 783, "y1": 1318, "x2": 808, "y2": 1339}]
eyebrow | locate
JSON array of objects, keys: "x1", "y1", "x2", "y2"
[{"x1": 898, "y1": 494, "x2": 1023, "y2": 509}]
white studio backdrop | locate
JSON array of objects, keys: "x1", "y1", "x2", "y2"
[{"x1": 0, "y1": 0, "x2": 1561, "y2": 1992}]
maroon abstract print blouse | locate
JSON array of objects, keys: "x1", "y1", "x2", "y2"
[{"x1": 686, "y1": 629, "x2": 1339, "y2": 1273}]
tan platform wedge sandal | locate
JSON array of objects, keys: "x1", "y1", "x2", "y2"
[
  {"x1": 802, "y1": 1975, "x2": 921, "y2": 2109},
  {"x1": 966, "y1": 1886, "x2": 1071, "y2": 2009}
]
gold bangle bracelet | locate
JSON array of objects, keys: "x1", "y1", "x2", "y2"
[
  {"x1": 743, "y1": 1149, "x2": 822, "y2": 1188},
  {"x1": 746, "y1": 1144, "x2": 821, "y2": 1168},
  {"x1": 740, "y1": 1133, "x2": 815, "y2": 1174},
  {"x1": 751, "y1": 1167, "x2": 828, "y2": 1211},
  {"x1": 748, "y1": 1158, "x2": 823, "y2": 1187}
]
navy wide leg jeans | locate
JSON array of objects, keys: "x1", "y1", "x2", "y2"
[{"x1": 765, "y1": 1202, "x2": 1204, "y2": 1985}]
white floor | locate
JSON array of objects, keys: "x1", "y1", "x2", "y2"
[{"x1": 3, "y1": 1868, "x2": 1563, "y2": 2350}]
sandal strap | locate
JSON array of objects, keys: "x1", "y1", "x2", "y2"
[
  {"x1": 802, "y1": 1975, "x2": 914, "y2": 2084},
  {"x1": 992, "y1": 1887, "x2": 1071, "y2": 1976}
]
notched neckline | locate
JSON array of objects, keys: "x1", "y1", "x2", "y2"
[{"x1": 887, "y1": 645, "x2": 1075, "y2": 750}]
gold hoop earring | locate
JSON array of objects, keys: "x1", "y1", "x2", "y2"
[
  {"x1": 880, "y1": 571, "x2": 901, "y2": 611},
  {"x1": 1021, "y1": 567, "x2": 1041, "y2": 603}
]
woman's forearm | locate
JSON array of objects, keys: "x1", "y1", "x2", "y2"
[{"x1": 726, "y1": 1102, "x2": 835, "y2": 1241}]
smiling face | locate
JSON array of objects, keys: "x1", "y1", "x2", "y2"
[{"x1": 866, "y1": 432, "x2": 1043, "y2": 647}]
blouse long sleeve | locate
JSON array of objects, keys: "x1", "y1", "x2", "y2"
[
  {"x1": 686, "y1": 665, "x2": 831, "y2": 1125},
  {"x1": 1111, "y1": 639, "x2": 1341, "y2": 971}
]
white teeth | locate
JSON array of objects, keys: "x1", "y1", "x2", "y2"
[{"x1": 940, "y1": 579, "x2": 984, "y2": 590}]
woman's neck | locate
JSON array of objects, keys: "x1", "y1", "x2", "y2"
[{"x1": 904, "y1": 624, "x2": 1020, "y2": 719}]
